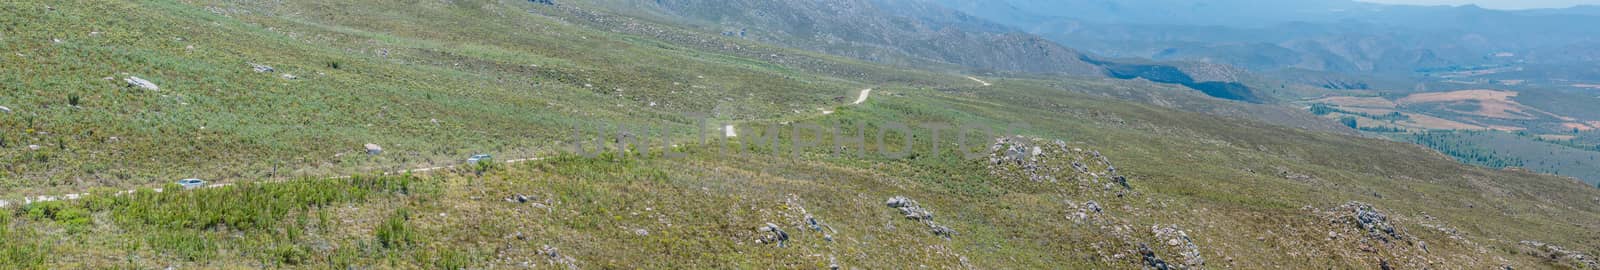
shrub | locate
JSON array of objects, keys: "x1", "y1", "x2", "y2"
[
  {"x1": 23, "y1": 201, "x2": 93, "y2": 233},
  {"x1": 433, "y1": 249, "x2": 470, "y2": 269},
  {"x1": 267, "y1": 244, "x2": 310, "y2": 266},
  {"x1": 114, "y1": 175, "x2": 424, "y2": 231},
  {"x1": 375, "y1": 208, "x2": 416, "y2": 249},
  {"x1": 145, "y1": 231, "x2": 216, "y2": 262},
  {"x1": 0, "y1": 224, "x2": 49, "y2": 269}
]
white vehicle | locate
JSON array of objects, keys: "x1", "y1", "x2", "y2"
[
  {"x1": 177, "y1": 179, "x2": 207, "y2": 190},
  {"x1": 467, "y1": 154, "x2": 493, "y2": 164}
]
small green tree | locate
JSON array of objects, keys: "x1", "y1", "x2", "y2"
[
  {"x1": 1339, "y1": 117, "x2": 1359, "y2": 129},
  {"x1": 1309, "y1": 103, "x2": 1335, "y2": 115}
]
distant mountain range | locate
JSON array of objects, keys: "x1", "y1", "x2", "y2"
[
  {"x1": 578, "y1": 0, "x2": 1301, "y2": 103},
  {"x1": 928, "y1": 0, "x2": 1600, "y2": 77}
]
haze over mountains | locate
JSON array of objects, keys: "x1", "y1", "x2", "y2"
[
  {"x1": 586, "y1": 0, "x2": 1104, "y2": 75},
  {"x1": 931, "y1": 0, "x2": 1600, "y2": 77}
]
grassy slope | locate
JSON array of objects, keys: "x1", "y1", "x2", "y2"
[
  {"x1": 3, "y1": 0, "x2": 1600, "y2": 269},
  {"x1": 0, "y1": 0, "x2": 918, "y2": 196}
]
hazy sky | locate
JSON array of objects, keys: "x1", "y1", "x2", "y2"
[{"x1": 1359, "y1": 0, "x2": 1598, "y2": 9}]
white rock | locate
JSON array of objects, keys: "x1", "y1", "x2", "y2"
[
  {"x1": 364, "y1": 143, "x2": 383, "y2": 155},
  {"x1": 0, "y1": 105, "x2": 10, "y2": 113},
  {"x1": 28, "y1": 145, "x2": 41, "y2": 151},
  {"x1": 249, "y1": 62, "x2": 275, "y2": 73},
  {"x1": 125, "y1": 76, "x2": 159, "y2": 91}
]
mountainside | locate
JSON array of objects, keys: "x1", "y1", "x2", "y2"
[
  {"x1": 577, "y1": 0, "x2": 1104, "y2": 76},
  {"x1": 930, "y1": 0, "x2": 1600, "y2": 76},
  {"x1": 2, "y1": 0, "x2": 1599, "y2": 269},
  {"x1": 925, "y1": 0, "x2": 1600, "y2": 184}
]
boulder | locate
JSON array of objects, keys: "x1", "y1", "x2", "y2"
[
  {"x1": 504, "y1": 194, "x2": 532, "y2": 203},
  {"x1": 758, "y1": 223, "x2": 789, "y2": 247},
  {"x1": 900, "y1": 206, "x2": 934, "y2": 221},
  {"x1": 805, "y1": 215, "x2": 825, "y2": 232},
  {"x1": 249, "y1": 62, "x2": 275, "y2": 73},
  {"x1": 125, "y1": 76, "x2": 159, "y2": 91},
  {"x1": 1139, "y1": 244, "x2": 1171, "y2": 270},
  {"x1": 885, "y1": 196, "x2": 913, "y2": 208},
  {"x1": 364, "y1": 143, "x2": 383, "y2": 155},
  {"x1": 930, "y1": 224, "x2": 957, "y2": 238}
]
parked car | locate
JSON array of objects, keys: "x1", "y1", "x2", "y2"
[
  {"x1": 177, "y1": 179, "x2": 207, "y2": 190},
  {"x1": 467, "y1": 154, "x2": 492, "y2": 164}
]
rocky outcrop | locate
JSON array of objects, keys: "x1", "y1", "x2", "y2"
[
  {"x1": 1330, "y1": 202, "x2": 1407, "y2": 244},
  {"x1": 249, "y1": 62, "x2": 275, "y2": 73},
  {"x1": 1519, "y1": 241, "x2": 1600, "y2": 269},
  {"x1": 885, "y1": 196, "x2": 956, "y2": 238},
  {"x1": 1139, "y1": 244, "x2": 1172, "y2": 270},
  {"x1": 757, "y1": 223, "x2": 790, "y2": 247},
  {"x1": 124, "y1": 76, "x2": 158, "y2": 91},
  {"x1": 987, "y1": 136, "x2": 1133, "y2": 193},
  {"x1": 1152, "y1": 225, "x2": 1204, "y2": 268}
]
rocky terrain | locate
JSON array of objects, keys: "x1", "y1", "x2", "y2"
[{"x1": 4, "y1": 0, "x2": 1600, "y2": 269}]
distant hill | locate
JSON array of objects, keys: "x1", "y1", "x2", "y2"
[
  {"x1": 927, "y1": 0, "x2": 1600, "y2": 78},
  {"x1": 577, "y1": 0, "x2": 1104, "y2": 76}
]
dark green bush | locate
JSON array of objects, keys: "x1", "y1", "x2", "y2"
[
  {"x1": 23, "y1": 201, "x2": 93, "y2": 234},
  {"x1": 375, "y1": 208, "x2": 416, "y2": 249}
]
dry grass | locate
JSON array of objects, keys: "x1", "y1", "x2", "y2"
[
  {"x1": 1401, "y1": 113, "x2": 1487, "y2": 130},
  {"x1": 1311, "y1": 96, "x2": 1397, "y2": 108},
  {"x1": 1396, "y1": 90, "x2": 1557, "y2": 120}
]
